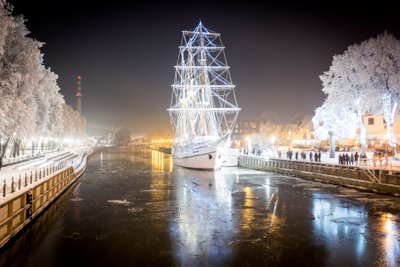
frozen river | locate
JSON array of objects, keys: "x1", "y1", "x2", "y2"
[{"x1": 1, "y1": 147, "x2": 399, "y2": 266}]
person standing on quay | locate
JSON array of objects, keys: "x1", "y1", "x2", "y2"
[{"x1": 354, "y1": 151, "x2": 359, "y2": 166}]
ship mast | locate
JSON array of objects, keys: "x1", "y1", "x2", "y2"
[
  {"x1": 199, "y1": 23, "x2": 208, "y2": 136},
  {"x1": 168, "y1": 22, "x2": 241, "y2": 142}
]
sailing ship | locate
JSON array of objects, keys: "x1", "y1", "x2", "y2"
[{"x1": 168, "y1": 22, "x2": 240, "y2": 170}]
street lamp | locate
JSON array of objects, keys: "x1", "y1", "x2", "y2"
[
  {"x1": 288, "y1": 130, "x2": 292, "y2": 149},
  {"x1": 245, "y1": 136, "x2": 251, "y2": 154},
  {"x1": 270, "y1": 136, "x2": 276, "y2": 156}
]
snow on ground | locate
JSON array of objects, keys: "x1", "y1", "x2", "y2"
[
  {"x1": 0, "y1": 147, "x2": 91, "y2": 200},
  {"x1": 265, "y1": 150, "x2": 400, "y2": 171}
]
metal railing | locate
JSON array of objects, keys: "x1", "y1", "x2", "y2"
[
  {"x1": 238, "y1": 155, "x2": 400, "y2": 187},
  {"x1": 1, "y1": 162, "x2": 67, "y2": 199}
]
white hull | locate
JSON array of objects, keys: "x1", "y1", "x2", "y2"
[
  {"x1": 172, "y1": 135, "x2": 227, "y2": 170},
  {"x1": 173, "y1": 150, "x2": 221, "y2": 170}
]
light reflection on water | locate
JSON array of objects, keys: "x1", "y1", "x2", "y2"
[
  {"x1": 312, "y1": 193, "x2": 368, "y2": 264},
  {"x1": 242, "y1": 186, "x2": 255, "y2": 230},
  {"x1": 168, "y1": 166, "x2": 285, "y2": 266},
  {"x1": 149, "y1": 150, "x2": 172, "y2": 202},
  {"x1": 1, "y1": 148, "x2": 399, "y2": 267},
  {"x1": 312, "y1": 192, "x2": 400, "y2": 266},
  {"x1": 379, "y1": 213, "x2": 400, "y2": 266},
  {"x1": 170, "y1": 167, "x2": 236, "y2": 266}
]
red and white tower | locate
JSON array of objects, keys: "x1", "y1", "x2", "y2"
[{"x1": 76, "y1": 75, "x2": 82, "y2": 114}]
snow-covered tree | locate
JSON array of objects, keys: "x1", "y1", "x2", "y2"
[
  {"x1": 319, "y1": 46, "x2": 379, "y2": 152},
  {"x1": 313, "y1": 97, "x2": 357, "y2": 157},
  {"x1": 36, "y1": 68, "x2": 65, "y2": 138},
  {"x1": 0, "y1": 1, "x2": 85, "y2": 157},
  {"x1": 62, "y1": 104, "x2": 86, "y2": 138},
  {"x1": 314, "y1": 32, "x2": 400, "y2": 155},
  {"x1": 0, "y1": 3, "x2": 41, "y2": 156},
  {"x1": 362, "y1": 33, "x2": 400, "y2": 152}
]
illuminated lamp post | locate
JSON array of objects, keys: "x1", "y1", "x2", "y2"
[
  {"x1": 245, "y1": 136, "x2": 251, "y2": 155},
  {"x1": 270, "y1": 136, "x2": 276, "y2": 155},
  {"x1": 328, "y1": 130, "x2": 335, "y2": 158}
]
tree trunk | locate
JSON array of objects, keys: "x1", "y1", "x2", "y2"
[
  {"x1": 357, "y1": 112, "x2": 366, "y2": 154},
  {"x1": 16, "y1": 140, "x2": 20, "y2": 157},
  {"x1": 383, "y1": 92, "x2": 397, "y2": 155},
  {"x1": 329, "y1": 130, "x2": 335, "y2": 158},
  {"x1": 1, "y1": 137, "x2": 10, "y2": 158},
  {"x1": 12, "y1": 140, "x2": 17, "y2": 158}
]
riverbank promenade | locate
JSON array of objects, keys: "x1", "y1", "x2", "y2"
[{"x1": 0, "y1": 147, "x2": 90, "y2": 200}]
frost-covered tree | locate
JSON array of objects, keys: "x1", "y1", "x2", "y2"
[
  {"x1": 36, "y1": 68, "x2": 65, "y2": 138},
  {"x1": 0, "y1": 2, "x2": 41, "y2": 156},
  {"x1": 313, "y1": 97, "x2": 357, "y2": 157},
  {"x1": 0, "y1": 0, "x2": 16, "y2": 153},
  {"x1": 315, "y1": 32, "x2": 400, "y2": 155},
  {"x1": 62, "y1": 104, "x2": 86, "y2": 138},
  {"x1": 0, "y1": 1, "x2": 82, "y2": 157},
  {"x1": 361, "y1": 33, "x2": 400, "y2": 153},
  {"x1": 319, "y1": 45, "x2": 380, "y2": 153}
]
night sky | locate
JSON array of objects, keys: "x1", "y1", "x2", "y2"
[{"x1": 7, "y1": 0, "x2": 400, "y2": 135}]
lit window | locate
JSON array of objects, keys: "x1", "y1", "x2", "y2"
[{"x1": 368, "y1": 118, "x2": 374, "y2": 125}]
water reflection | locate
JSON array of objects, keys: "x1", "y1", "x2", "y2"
[
  {"x1": 312, "y1": 192, "x2": 368, "y2": 264},
  {"x1": 1, "y1": 148, "x2": 399, "y2": 266},
  {"x1": 378, "y1": 213, "x2": 400, "y2": 266},
  {"x1": 311, "y1": 192, "x2": 400, "y2": 265},
  {"x1": 149, "y1": 150, "x2": 173, "y2": 202},
  {"x1": 170, "y1": 167, "x2": 236, "y2": 266},
  {"x1": 242, "y1": 186, "x2": 255, "y2": 230}
]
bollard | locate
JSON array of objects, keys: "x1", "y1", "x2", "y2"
[
  {"x1": 30, "y1": 171, "x2": 32, "y2": 184},
  {"x1": 25, "y1": 174, "x2": 28, "y2": 187},
  {"x1": 18, "y1": 175, "x2": 21, "y2": 190},
  {"x1": 35, "y1": 171, "x2": 37, "y2": 181},
  {"x1": 11, "y1": 177, "x2": 15, "y2": 193},
  {"x1": 3, "y1": 180, "x2": 6, "y2": 197}
]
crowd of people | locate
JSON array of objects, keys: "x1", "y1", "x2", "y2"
[
  {"x1": 275, "y1": 149, "x2": 390, "y2": 168},
  {"x1": 283, "y1": 150, "x2": 322, "y2": 162}
]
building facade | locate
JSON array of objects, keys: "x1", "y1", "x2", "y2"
[{"x1": 232, "y1": 120, "x2": 259, "y2": 148}]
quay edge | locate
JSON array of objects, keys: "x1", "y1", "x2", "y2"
[
  {"x1": 0, "y1": 146, "x2": 109, "y2": 250},
  {"x1": 239, "y1": 155, "x2": 400, "y2": 196}
]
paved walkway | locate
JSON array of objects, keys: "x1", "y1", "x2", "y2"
[
  {"x1": 0, "y1": 147, "x2": 90, "y2": 199},
  {"x1": 248, "y1": 151, "x2": 400, "y2": 172}
]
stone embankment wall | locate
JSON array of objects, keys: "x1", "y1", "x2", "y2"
[
  {"x1": 0, "y1": 151, "x2": 94, "y2": 249},
  {"x1": 239, "y1": 156, "x2": 400, "y2": 196}
]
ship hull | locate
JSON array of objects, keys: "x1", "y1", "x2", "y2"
[
  {"x1": 172, "y1": 150, "x2": 220, "y2": 170},
  {"x1": 172, "y1": 135, "x2": 227, "y2": 170}
]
